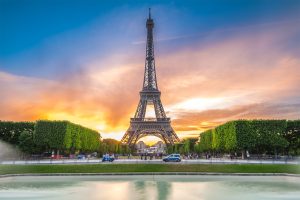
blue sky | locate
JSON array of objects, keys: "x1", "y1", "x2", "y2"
[
  {"x1": 1, "y1": 0, "x2": 299, "y2": 78},
  {"x1": 1, "y1": 0, "x2": 300, "y2": 141}
]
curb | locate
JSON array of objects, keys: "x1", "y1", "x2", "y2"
[{"x1": 1, "y1": 172, "x2": 300, "y2": 178}]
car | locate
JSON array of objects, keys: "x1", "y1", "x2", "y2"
[
  {"x1": 77, "y1": 154, "x2": 86, "y2": 160},
  {"x1": 102, "y1": 155, "x2": 114, "y2": 162},
  {"x1": 163, "y1": 154, "x2": 181, "y2": 162}
]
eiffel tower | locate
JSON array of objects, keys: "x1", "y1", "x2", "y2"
[{"x1": 121, "y1": 9, "x2": 180, "y2": 145}]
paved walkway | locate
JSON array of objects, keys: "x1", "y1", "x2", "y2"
[{"x1": 1, "y1": 158, "x2": 299, "y2": 165}]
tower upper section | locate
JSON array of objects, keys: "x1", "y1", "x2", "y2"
[{"x1": 142, "y1": 8, "x2": 158, "y2": 91}]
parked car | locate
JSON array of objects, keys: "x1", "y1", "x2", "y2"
[
  {"x1": 163, "y1": 154, "x2": 181, "y2": 162},
  {"x1": 42, "y1": 152, "x2": 52, "y2": 159},
  {"x1": 102, "y1": 154, "x2": 114, "y2": 162},
  {"x1": 77, "y1": 154, "x2": 86, "y2": 160}
]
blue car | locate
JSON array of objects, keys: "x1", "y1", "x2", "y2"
[
  {"x1": 77, "y1": 154, "x2": 86, "y2": 160},
  {"x1": 102, "y1": 155, "x2": 114, "y2": 162},
  {"x1": 163, "y1": 154, "x2": 181, "y2": 162}
]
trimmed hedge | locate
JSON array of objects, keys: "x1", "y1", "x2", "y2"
[
  {"x1": 34, "y1": 120, "x2": 100, "y2": 153},
  {"x1": 198, "y1": 120, "x2": 300, "y2": 155}
]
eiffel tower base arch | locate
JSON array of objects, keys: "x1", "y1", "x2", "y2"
[{"x1": 122, "y1": 119, "x2": 179, "y2": 146}]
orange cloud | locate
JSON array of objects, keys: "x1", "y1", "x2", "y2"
[{"x1": 1, "y1": 24, "x2": 300, "y2": 142}]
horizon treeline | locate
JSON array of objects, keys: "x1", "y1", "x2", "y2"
[{"x1": 1, "y1": 119, "x2": 299, "y2": 157}]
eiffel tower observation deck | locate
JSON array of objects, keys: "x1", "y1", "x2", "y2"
[{"x1": 121, "y1": 9, "x2": 180, "y2": 145}]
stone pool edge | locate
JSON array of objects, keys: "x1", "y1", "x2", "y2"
[{"x1": 1, "y1": 172, "x2": 300, "y2": 178}]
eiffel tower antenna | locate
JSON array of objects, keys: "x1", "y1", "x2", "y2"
[{"x1": 121, "y1": 10, "x2": 180, "y2": 145}]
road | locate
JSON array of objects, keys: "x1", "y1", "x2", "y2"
[{"x1": 1, "y1": 158, "x2": 299, "y2": 165}]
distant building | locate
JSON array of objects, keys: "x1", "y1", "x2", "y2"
[
  {"x1": 136, "y1": 140, "x2": 166, "y2": 154},
  {"x1": 152, "y1": 141, "x2": 166, "y2": 153},
  {"x1": 136, "y1": 141, "x2": 147, "y2": 153}
]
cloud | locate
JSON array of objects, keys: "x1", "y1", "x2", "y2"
[
  {"x1": 1, "y1": 19, "x2": 300, "y2": 141},
  {"x1": 172, "y1": 103, "x2": 300, "y2": 132}
]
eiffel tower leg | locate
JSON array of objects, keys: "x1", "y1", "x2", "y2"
[
  {"x1": 121, "y1": 129, "x2": 131, "y2": 144},
  {"x1": 160, "y1": 135, "x2": 168, "y2": 145},
  {"x1": 131, "y1": 132, "x2": 140, "y2": 145},
  {"x1": 126, "y1": 129, "x2": 141, "y2": 146},
  {"x1": 153, "y1": 98, "x2": 166, "y2": 118},
  {"x1": 134, "y1": 99, "x2": 147, "y2": 118},
  {"x1": 170, "y1": 129, "x2": 180, "y2": 143}
]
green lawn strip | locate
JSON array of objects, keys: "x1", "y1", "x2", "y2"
[{"x1": 0, "y1": 164, "x2": 299, "y2": 175}]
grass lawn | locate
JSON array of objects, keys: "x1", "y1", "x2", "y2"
[{"x1": 0, "y1": 164, "x2": 299, "y2": 175}]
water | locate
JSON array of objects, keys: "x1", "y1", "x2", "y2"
[
  {"x1": 0, "y1": 140, "x2": 22, "y2": 160},
  {"x1": 0, "y1": 175, "x2": 299, "y2": 200}
]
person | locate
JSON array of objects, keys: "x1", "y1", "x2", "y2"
[{"x1": 246, "y1": 151, "x2": 250, "y2": 158}]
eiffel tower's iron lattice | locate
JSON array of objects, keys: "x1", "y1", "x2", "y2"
[{"x1": 121, "y1": 9, "x2": 180, "y2": 145}]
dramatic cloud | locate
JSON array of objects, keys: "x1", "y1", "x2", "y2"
[{"x1": 1, "y1": 19, "x2": 300, "y2": 142}]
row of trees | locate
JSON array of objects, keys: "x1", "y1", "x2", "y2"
[
  {"x1": 3, "y1": 119, "x2": 298, "y2": 158},
  {"x1": 99, "y1": 138, "x2": 131, "y2": 155},
  {"x1": 196, "y1": 120, "x2": 300, "y2": 157},
  {"x1": 0, "y1": 120, "x2": 155, "y2": 156},
  {"x1": 0, "y1": 120, "x2": 101, "y2": 155},
  {"x1": 167, "y1": 138, "x2": 198, "y2": 154},
  {"x1": 34, "y1": 120, "x2": 101, "y2": 154}
]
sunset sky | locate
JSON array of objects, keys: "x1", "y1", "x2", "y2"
[{"x1": 1, "y1": 0, "x2": 300, "y2": 143}]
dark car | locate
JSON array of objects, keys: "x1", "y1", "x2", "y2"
[
  {"x1": 102, "y1": 155, "x2": 114, "y2": 162},
  {"x1": 77, "y1": 154, "x2": 86, "y2": 160},
  {"x1": 163, "y1": 154, "x2": 181, "y2": 162}
]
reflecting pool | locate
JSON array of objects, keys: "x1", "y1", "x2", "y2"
[{"x1": 0, "y1": 175, "x2": 299, "y2": 200}]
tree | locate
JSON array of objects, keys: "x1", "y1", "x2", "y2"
[
  {"x1": 235, "y1": 120, "x2": 256, "y2": 154},
  {"x1": 183, "y1": 139, "x2": 190, "y2": 154},
  {"x1": 18, "y1": 130, "x2": 38, "y2": 154},
  {"x1": 284, "y1": 120, "x2": 300, "y2": 155},
  {"x1": 101, "y1": 138, "x2": 121, "y2": 154},
  {"x1": 199, "y1": 130, "x2": 213, "y2": 153},
  {"x1": 250, "y1": 120, "x2": 287, "y2": 155},
  {"x1": 0, "y1": 121, "x2": 35, "y2": 145}
]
